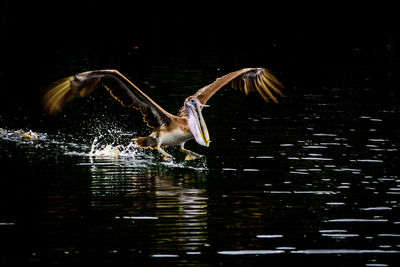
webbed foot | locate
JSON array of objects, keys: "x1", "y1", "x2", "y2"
[
  {"x1": 181, "y1": 143, "x2": 203, "y2": 161},
  {"x1": 184, "y1": 153, "x2": 203, "y2": 161},
  {"x1": 157, "y1": 147, "x2": 174, "y2": 161},
  {"x1": 163, "y1": 155, "x2": 174, "y2": 161}
]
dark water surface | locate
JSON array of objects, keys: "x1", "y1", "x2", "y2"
[{"x1": 1, "y1": 49, "x2": 400, "y2": 266}]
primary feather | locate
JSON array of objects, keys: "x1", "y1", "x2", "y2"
[
  {"x1": 178, "y1": 68, "x2": 284, "y2": 116},
  {"x1": 43, "y1": 70, "x2": 173, "y2": 129}
]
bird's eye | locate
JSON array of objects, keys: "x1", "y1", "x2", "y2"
[{"x1": 190, "y1": 99, "x2": 196, "y2": 103}]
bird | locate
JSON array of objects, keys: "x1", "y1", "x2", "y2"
[{"x1": 43, "y1": 68, "x2": 284, "y2": 161}]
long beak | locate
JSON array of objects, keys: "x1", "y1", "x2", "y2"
[{"x1": 186, "y1": 103, "x2": 210, "y2": 147}]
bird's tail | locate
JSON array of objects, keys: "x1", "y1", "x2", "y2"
[{"x1": 135, "y1": 136, "x2": 157, "y2": 148}]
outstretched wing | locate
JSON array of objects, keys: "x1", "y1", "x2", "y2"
[
  {"x1": 178, "y1": 68, "x2": 284, "y2": 116},
  {"x1": 43, "y1": 69, "x2": 173, "y2": 129}
]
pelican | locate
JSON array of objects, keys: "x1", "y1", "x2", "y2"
[{"x1": 43, "y1": 68, "x2": 284, "y2": 160}]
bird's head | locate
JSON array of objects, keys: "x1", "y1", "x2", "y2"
[{"x1": 185, "y1": 97, "x2": 210, "y2": 147}]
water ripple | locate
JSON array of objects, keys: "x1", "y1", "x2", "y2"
[
  {"x1": 218, "y1": 250, "x2": 285, "y2": 255},
  {"x1": 291, "y1": 249, "x2": 400, "y2": 254}
]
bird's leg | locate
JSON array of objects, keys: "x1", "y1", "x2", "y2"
[
  {"x1": 180, "y1": 143, "x2": 203, "y2": 161},
  {"x1": 156, "y1": 147, "x2": 174, "y2": 161}
]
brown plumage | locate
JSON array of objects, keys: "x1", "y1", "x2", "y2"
[
  {"x1": 178, "y1": 68, "x2": 284, "y2": 116},
  {"x1": 43, "y1": 70, "x2": 174, "y2": 129},
  {"x1": 43, "y1": 68, "x2": 284, "y2": 160}
]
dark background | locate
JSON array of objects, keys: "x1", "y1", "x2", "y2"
[
  {"x1": 0, "y1": 1, "x2": 399, "y2": 126},
  {"x1": 1, "y1": 2, "x2": 400, "y2": 266}
]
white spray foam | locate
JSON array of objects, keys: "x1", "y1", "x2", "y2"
[{"x1": 89, "y1": 137, "x2": 137, "y2": 158}]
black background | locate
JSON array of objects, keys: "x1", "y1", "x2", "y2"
[
  {"x1": 1, "y1": 2, "x2": 400, "y2": 266},
  {"x1": 0, "y1": 2, "x2": 399, "y2": 123}
]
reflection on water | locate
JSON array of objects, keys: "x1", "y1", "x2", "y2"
[
  {"x1": 1, "y1": 65, "x2": 400, "y2": 266},
  {"x1": 89, "y1": 160, "x2": 208, "y2": 259}
]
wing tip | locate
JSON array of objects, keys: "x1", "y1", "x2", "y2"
[
  {"x1": 43, "y1": 70, "x2": 106, "y2": 116},
  {"x1": 42, "y1": 76, "x2": 75, "y2": 116},
  {"x1": 232, "y1": 67, "x2": 284, "y2": 104}
]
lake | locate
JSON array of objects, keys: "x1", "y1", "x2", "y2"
[{"x1": 1, "y1": 43, "x2": 400, "y2": 266}]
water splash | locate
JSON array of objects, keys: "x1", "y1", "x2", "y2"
[
  {"x1": 84, "y1": 134, "x2": 208, "y2": 170},
  {"x1": 0, "y1": 128, "x2": 46, "y2": 141},
  {"x1": 89, "y1": 136, "x2": 137, "y2": 158},
  {"x1": 1, "y1": 126, "x2": 208, "y2": 170}
]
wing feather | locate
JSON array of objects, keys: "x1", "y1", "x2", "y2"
[
  {"x1": 178, "y1": 68, "x2": 284, "y2": 116},
  {"x1": 43, "y1": 70, "x2": 173, "y2": 129}
]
